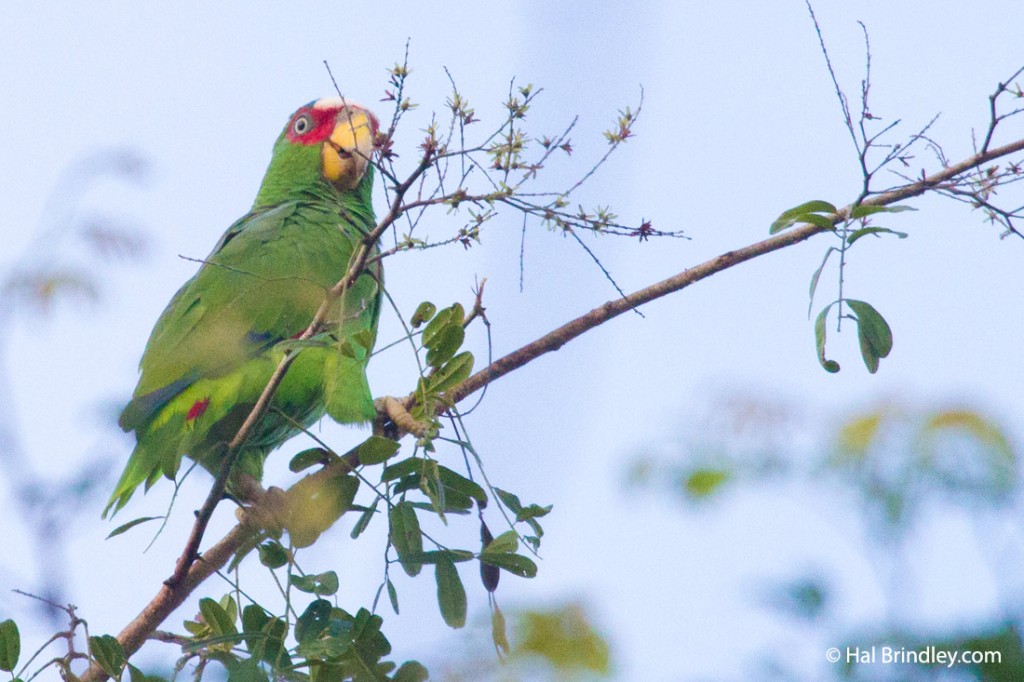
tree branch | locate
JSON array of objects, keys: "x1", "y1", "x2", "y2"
[
  {"x1": 78, "y1": 131, "x2": 1024, "y2": 682},
  {"x1": 450, "y1": 135, "x2": 1024, "y2": 405}
]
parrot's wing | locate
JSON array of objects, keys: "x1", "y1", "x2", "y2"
[
  {"x1": 109, "y1": 200, "x2": 379, "y2": 518},
  {"x1": 119, "y1": 203, "x2": 321, "y2": 432}
]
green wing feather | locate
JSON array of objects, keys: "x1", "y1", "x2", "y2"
[{"x1": 107, "y1": 195, "x2": 381, "y2": 517}]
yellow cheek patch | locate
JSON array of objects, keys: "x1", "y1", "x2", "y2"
[
  {"x1": 321, "y1": 144, "x2": 345, "y2": 183},
  {"x1": 321, "y1": 110, "x2": 375, "y2": 190}
]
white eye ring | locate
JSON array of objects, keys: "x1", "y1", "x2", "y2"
[{"x1": 292, "y1": 114, "x2": 312, "y2": 135}]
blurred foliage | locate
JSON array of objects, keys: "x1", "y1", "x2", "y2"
[
  {"x1": 631, "y1": 394, "x2": 1023, "y2": 680},
  {"x1": 514, "y1": 604, "x2": 611, "y2": 675},
  {"x1": 830, "y1": 406, "x2": 1017, "y2": 529},
  {"x1": 434, "y1": 602, "x2": 613, "y2": 681},
  {"x1": 631, "y1": 399, "x2": 1017, "y2": 523},
  {"x1": 2, "y1": 148, "x2": 149, "y2": 315},
  {"x1": 0, "y1": 147, "x2": 150, "y2": 629}
]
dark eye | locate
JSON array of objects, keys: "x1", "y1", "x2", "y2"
[{"x1": 292, "y1": 114, "x2": 312, "y2": 135}]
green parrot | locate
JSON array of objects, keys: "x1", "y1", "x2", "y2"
[{"x1": 105, "y1": 98, "x2": 383, "y2": 518}]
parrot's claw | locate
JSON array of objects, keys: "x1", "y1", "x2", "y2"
[
  {"x1": 236, "y1": 485, "x2": 289, "y2": 535},
  {"x1": 375, "y1": 396, "x2": 429, "y2": 438}
]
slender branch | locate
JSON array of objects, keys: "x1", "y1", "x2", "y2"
[
  {"x1": 449, "y1": 135, "x2": 1024, "y2": 404},
  {"x1": 980, "y1": 65, "x2": 1024, "y2": 153}
]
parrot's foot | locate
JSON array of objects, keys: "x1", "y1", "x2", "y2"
[
  {"x1": 231, "y1": 472, "x2": 265, "y2": 505},
  {"x1": 236, "y1": 485, "x2": 289, "y2": 535},
  {"x1": 375, "y1": 396, "x2": 429, "y2": 439}
]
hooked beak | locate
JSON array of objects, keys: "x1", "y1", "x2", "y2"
[{"x1": 321, "y1": 106, "x2": 376, "y2": 190}]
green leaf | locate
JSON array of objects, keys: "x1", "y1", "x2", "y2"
[
  {"x1": 295, "y1": 635, "x2": 350, "y2": 661},
  {"x1": 106, "y1": 516, "x2": 163, "y2": 539},
  {"x1": 808, "y1": 247, "x2": 836, "y2": 319},
  {"x1": 219, "y1": 594, "x2": 238, "y2": 624},
  {"x1": 382, "y1": 456, "x2": 424, "y2": 482},
  {"x1": 401, "y1": 549, "x2": 475, "y2": 564},
  {"x1": 241, "y1": 604, "x2": 269, "y2": 653},
  {"x1": 349, "y1": 608, "x2": 387, "y2": 658},
  {"x1": 387, "y1": 578, "x2": 400, "y2": 615},
  {"x1": 848, "y1": 203, "x2": 917, "y2": 219},
  {"x1": 89, "y1": 635, "x2": 126, "y2": 678},
  {"x1": 482, "y1": 530, "x2": 519, "y2": 555},
  {"x1": 392, "y1": 474, "x2": 423, "y2": 496},
  {"x1": 258, "y1": 618, "x2": 291, "y2": 669},
  {"x1": 295, "y1": 599, "x2": 332, "y2": 644},
  {"x1": 128, "y1": 662, "x2": 170, "y2": 682},
  {"x1": 357, "y1": 435, "x2": 401, "y2": 465},
  {"x1": 410, "y1": 301, "x2": 436, "y2": 328},
  {"x1": 390, "y1": 501, "x2": 424, "y2": 577},
  {"x1": 183, "y1": 619, "x2": 206, "y2": 637},
  {"x1": 437, "y1": 466, "x2": 487, "y2": 504},
  {"x1": 289, "y1": 447, "x2": 332, "y2": 473},
  {"x1": 494, "y1": 488, "x2": 523, "y2": 515},
  {"x1": 800, "y1": 213, "x2": 838, "y2": 230},
  {"x1": 225, "y1": 656, "x2": 270, "y2": 682},
  {"x1": 199, "y1": 598, "x2": 237, "y2": 637},
  {"x1": 394, "y1": 661, "x2": 430, "y2": 682},
  {"x1": 409, "y1": 496, "x2": 474, "y2": 514},
  {"x1": 847, "y1": 299, "x2": 893, "y2": 373},
  {"x1": 316, "y1": 571, "x2": 340, "y2": 596},
  {"x1": 424, "y1": 324, "x2": 465, "y2": 368},
  {"x1": 435, "y1": 557, "x2": 468, "y2": 628},
  {"x1": 290, "y1": 574, "x2": 316, "y2": 593},
  {"x1": 814, "y1": 303, "x2": 841, "y2": 373},
  {"x1": 427, "y1": 351, "x2": 474, "y2": 394},
  {"x1": 421, "y1": 304, "x2": 463, "y2": 349},
  {"x1": 0, "y1": 619, "x2": 20, "y2": 672},
  {"x1": 257, "y1": 541, "x2": 289, "y2": 569},
  {"x1": 241, "y1": 608, "x2": 290, "y2": 669},
  {"x1": 290, "y1": 571, "x2": 339, "y2": 596},
  {"x1": 846, "y1": 226, "x2": 909, "y2": 245},
  {"x1": 350, "y1": 498, "x2": 379, "y2": 539},
  {"x1": 479, "y1": 552, "x2": 538, "y2": 578},
  {"x1": 421, "y1": 465, "x2": 445, "y2": 524},
  {"x1": 787, "y1": 200, "x2": 837, "y2": 215},
  {"x1": 515, "y1": 503, "x2": 553, "y2": 523},
  {"x1": 770, "y1": 200, "x2": 837, "y2": 234}
]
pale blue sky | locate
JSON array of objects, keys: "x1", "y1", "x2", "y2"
[{"x1": 2, "y1": 2, "x2": 1022, "y2": 679}]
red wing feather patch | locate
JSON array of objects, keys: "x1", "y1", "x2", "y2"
[{"x1": 186, "y1": 397, "x2": 211, "y2": 422}]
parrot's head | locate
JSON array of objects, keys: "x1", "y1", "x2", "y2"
[{"x1": 254, "y1": 97, "x2": 380, "y2": 208}]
